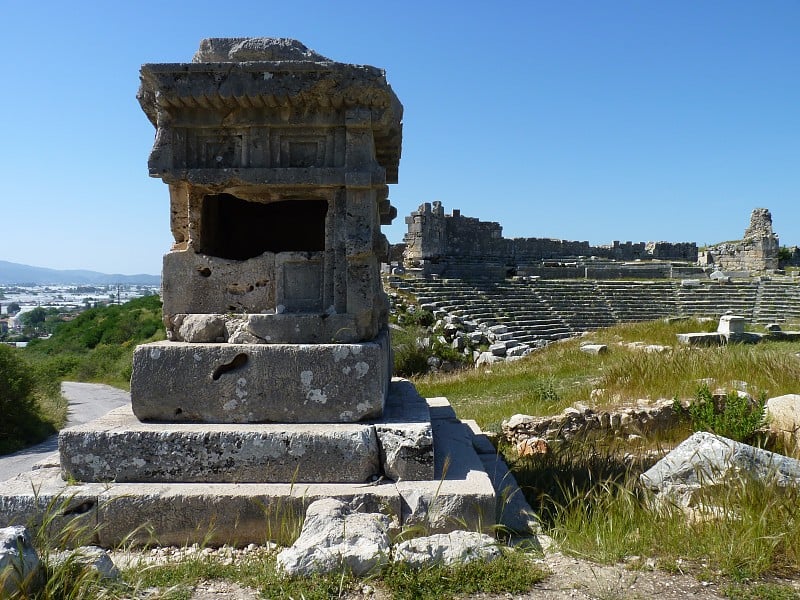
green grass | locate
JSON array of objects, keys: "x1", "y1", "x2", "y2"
[
  {"x1": 507, "y1": 440, "x2": 800, "y2": 582},
  {"x1": 413, "y1": 318, "x2": 800, "y2": 433}
]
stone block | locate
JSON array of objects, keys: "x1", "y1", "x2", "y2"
[
  {"x1": 396, "y1": 416, "x2": 496, "y2": 533},
  {"x1": 717, "y1": 315, "x2": 746, "y2": 338},
  {"x1": 130, "y1": 331, "x2": 390, "y2": 423},
  {"x1": 374, "y1": 380, "x2": 434, "y2": 481},
  {"x1": 162, "y1": 250, "x2": 275, "y2": 316},
  {"x1": 0, "y1": 394, "x2": 497, "y2": 547},
  {"x1": 95, "y1": 482, "x2": 400, "y2": 547},
  {"x1": 246, "y1": 313, "x2": 361, "y2": 344},
  {"x1": 676, "y1": 332, "x2": 723, "y2": 346},
  {"x1": 59, "y1": 407, "x2": 381, "y2": 484}
]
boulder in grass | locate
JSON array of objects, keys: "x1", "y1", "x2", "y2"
[
  {"x1": 393, "y1": 531, "x2": 500, "y2": 568},
  {"x1": 276, "y1": 499, "x2": 391, "y2": 577}
]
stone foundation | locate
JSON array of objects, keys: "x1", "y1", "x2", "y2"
[{"x1": 130, "y1": 330, "x2": 391, "y2": 424}]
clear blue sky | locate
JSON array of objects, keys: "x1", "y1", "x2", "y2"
[{"x1": 1, "y1": 1, "x2": 798, "y2": 275}]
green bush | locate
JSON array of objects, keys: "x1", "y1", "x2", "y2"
[
  {"x1": 392, "y1": 325, "x2": 431, "y2": 377},
  {"x1": 676, "y1": 385, "x2": 766, "y2": 443},
  {"x1": 0, "y1": 344, "x2": 55, "y2": 454},
  {"x1": 24, "y1": 295, "x2": 165, "y2": 388}
]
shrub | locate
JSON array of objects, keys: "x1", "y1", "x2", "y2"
[
  {"x1": 676, "y1": 385, "x2": 766, "y2": 443},
  {"x1": 0, "y1": 345, "x2": 55, "y2": 454}
]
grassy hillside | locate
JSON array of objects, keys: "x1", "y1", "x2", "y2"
[{"x1": 24, "y1": 294, "x2": 165, "y2": 389}]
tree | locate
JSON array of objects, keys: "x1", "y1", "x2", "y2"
[{"x1": 7, "y1": 302, "x2": 20, "y2": 315}]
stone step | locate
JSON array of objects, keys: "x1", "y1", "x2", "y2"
[
  {"x1": 0, "y1": 391, "x2": 506, "y2": 547},
  {"x1": 61, "y1": 379, "x2": 434, "y2": 485}
]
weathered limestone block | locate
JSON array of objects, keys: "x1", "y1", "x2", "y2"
[
  {"x1": 174, "y1": 314, "x2": 228, "y2": 343},
  {"x1": 162, "y1": 250, "x2": 275, "y2": 318},
  {"x1": 717, "y1": 314, "x2": 746, "y2": 340},
  {"x1": 580, "y1": 343, "x2": 608, "y2": 355},
  {"x1": 766, "y1": 394, "x2": 800, "y2": 452},
  {"x1": 393, "y1": 531, "x2": 500, "y2": 568},
  {"x1": 276, "y1": 498, "x2": 391, "y2": 576},
  {"x1": 246, "y1": 313, "x2": 361, "y2": 344},
  {"x1": 640, "y1": 431, "x2": 800, "y2": 504},
  {"x1": 59, "y1": 407, "x2": 381, "y2": 483},
  {"x1": 131, "y1": 333, "x2": 390, "y2": 424},
  {"x1": 192, "y1": 37, "x2": 331, "y2": 62},
  {"x1": 374, "y1": 379, "x2": 434, "y2": 481},
  {"x1": 50, "y1": 547, "x2": 119, "y2": 581},
  {"x1": 397, "y1": 412, "x2": 496, "y2": 533}
]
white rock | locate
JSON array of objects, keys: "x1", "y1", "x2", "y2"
[
  {"x1": 393, "y1": 531, "x2": 500, "y2": 568},
  {"x1": 177, "y1": 314, "x2": 228, "y2": 343},
  {"x1": 579, "y1": 344, "x2": 608, "y2": 355},
  {"x1": 766, "y1": 394, "x2": 800, "y2": 451},
  {"x1": 640, "y1": 431, "x2": 800, "y2": 505},
  {"x1": 276, "y1": 499, "x2": 390, "y2": 576}
]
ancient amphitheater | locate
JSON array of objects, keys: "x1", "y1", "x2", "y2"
[
  {"x1": 389, "y1": 204, "x2": 800, "y2": 345},
  {"x1": 390, "y1": 277, "x2": 800, "y2": 344}
]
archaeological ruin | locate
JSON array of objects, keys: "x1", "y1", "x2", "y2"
[
  {"x1": 402, "y1": 201, "x2": 699, "y2": 279},
  {"x1": 400, "y1": 203, "x2": 792, "y2": 280},
  {"x1": 699, "y1": 207, "x2": 781, "y2": 272},
  {"x1": 0, "y1": 38, "x2": 520, "y2": 546}
]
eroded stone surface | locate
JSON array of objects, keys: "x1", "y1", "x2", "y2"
[
  {"x1": 192, "y1": 37, "x2": 331, "y2": 63},
  {"x1": 276, "y1": 498, "x2": 391, "y2": 576},
  {"x1": 60, "y1": 407, "x2": 381, "y2": 483},
  {"x1": 640, "y1": 432, "x2": 800, "y2": 504},
  {"x1": 130, "y1": 334, "x2": 390, "y2": 423},
  {"x1": 0, "y1": 526, "x2": 40, "y2": 597},
  {"x1": 393, "y1": 531, "x2": 500, "y2": 567}
]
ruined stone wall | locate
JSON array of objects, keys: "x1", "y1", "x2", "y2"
[
  {"x1": 402, "y1": 202, "x2": 698, "y2": 278},
  {"x1": 646, "y1": 241, "x2": 698, "y2": 261},
  {"x1": 705, "y1": 208, "x2": 780, "y2": 272}
]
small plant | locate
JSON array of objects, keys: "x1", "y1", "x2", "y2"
[{"x1": 676, "y1": 385, "x2": 766, "y2": 443}]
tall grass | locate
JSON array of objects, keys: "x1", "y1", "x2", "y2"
[
  {"x1": 414, "y1": 319, "x2": 800, "y2": 432},
  {"x1": 509, "y1": 440, "x2": 800, "y2": 581}
]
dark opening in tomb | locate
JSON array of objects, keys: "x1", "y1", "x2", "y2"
[{"x1": 200, "y1": 195, "x2": 327, "y2": 260}]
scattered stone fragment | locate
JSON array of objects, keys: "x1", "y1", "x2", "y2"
[
  {"x1": 516, "y1": 437, "x2": 550, "y2": 456},
  {"x1": 765, "y1": 394, "x2": 800, "y2": 452},
  {"x1": 580, "y1": 344, "x2": 608, "y2": 355},
  {"x1": 640, "y1": 431, "x2": 800, "y2": 505},
  {"x1": 276, "y1": 499, "x2": 391, "y2": 577},
  {"x1": 393, "y1": 531, "x2": 500, "y2": 568},
  {"x1": 50, "y1": 546, "x2": 120, "y2": 580}
]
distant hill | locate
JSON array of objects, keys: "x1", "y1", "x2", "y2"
[{"x1": 0, "y1": 261, "x2": 160, "y2": 285}]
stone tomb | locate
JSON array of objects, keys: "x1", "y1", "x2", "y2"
[
  {"x1": 133, "y1": 36, "x2": 403, "y2": 424},
  {"x1": 0, "y1": 39, "x2": 511, "y2": 546}
]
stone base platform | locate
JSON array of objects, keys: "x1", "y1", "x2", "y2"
[
  {"x1": 130, "y1": 331, "x2": 391, "y2": 423},
  {"x1": 59, "y1": 380, "x2": 434, "y2": 484},
  {"x1": 0, "y1": 386, "x2": 538, "y2": 547}
]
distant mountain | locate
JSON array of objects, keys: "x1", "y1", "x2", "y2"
[{"x1": 0, "y1": 261, "x2": 160, "y2": 285}]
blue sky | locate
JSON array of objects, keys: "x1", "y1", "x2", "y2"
[{"x1": 1, "y1": 1, "x2": 798, "y2": 275}]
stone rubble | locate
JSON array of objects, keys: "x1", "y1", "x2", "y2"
[
  {"x1": 503, "y1": 398, "x2": 679, "y2": 448},
  {"x1": 276, "y1": 498, "x2": 392, "y2": 577},
  {"x1": 640, "y1": 431, "x2": 800, "y2": 506}
]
